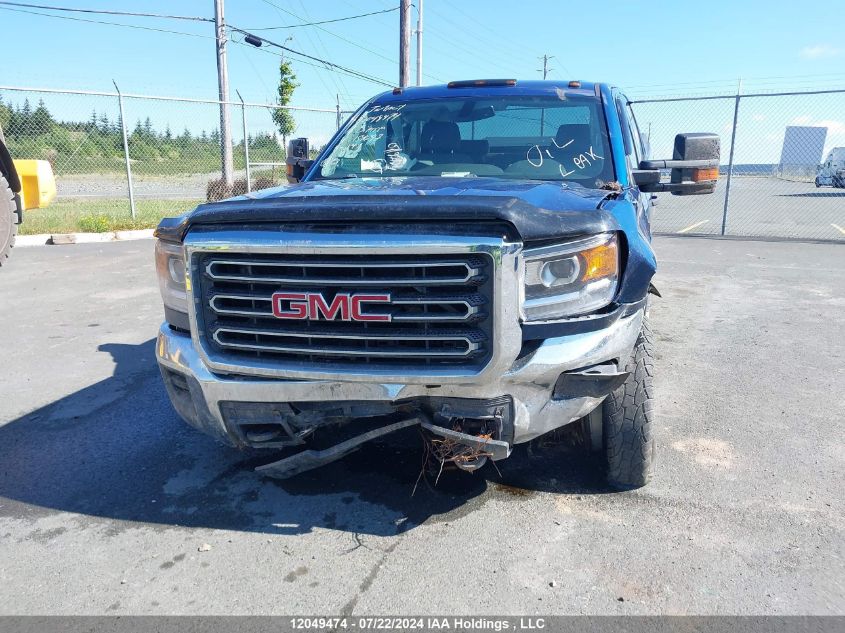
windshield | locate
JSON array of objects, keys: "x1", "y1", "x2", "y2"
[{"x1": 314, "y1": 94, "x2": 614, "y2": 187}]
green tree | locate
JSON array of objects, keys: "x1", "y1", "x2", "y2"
[
  {"x1": 0, "y1": 97, "x2": 10, "y2": 134},
  {"x1": 30, "y1": 99, "x2": 55, "y2": 135},
  {"x1": 272, "y1": 60, "x2": 298, "y2": 148}
]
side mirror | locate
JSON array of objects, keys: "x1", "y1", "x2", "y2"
[
  {"x1": 286, "y1": 137, "x2": 314, "y2": 183},
  {"x1": 633, "y1": 133, "x2": 720, "y2": 196}
]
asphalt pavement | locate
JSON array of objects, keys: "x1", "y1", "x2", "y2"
[
  {"x1": 0, "y1": 237, "x2": 842, "y2": 615},
  {"x1": 651, "y1": 176, "x2": 845, "y2": 241}
]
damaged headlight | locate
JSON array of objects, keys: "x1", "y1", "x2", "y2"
[
  {"x1": 522, "y1": 232, "x2": 619, "y2": 321},
  {"x1": 155, "y1": 239, "x2": 189, "y2": 327}
]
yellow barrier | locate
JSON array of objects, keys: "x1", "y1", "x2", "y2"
[{"x1": 13, "y1": 159, "x2": 57, "y2": 209}]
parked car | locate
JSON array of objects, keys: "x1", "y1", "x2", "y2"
[
  {"x1": 816, "y1": 147, "x2": 845, "y2": 187},
  {"x1": 154, "y1": 79, "x2": 719, "y2": 489}
]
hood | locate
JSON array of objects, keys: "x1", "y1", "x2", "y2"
[{"x1": 157, "y1": 176, "x2": 619, "y2": 243}]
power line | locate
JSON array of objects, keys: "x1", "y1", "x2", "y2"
[
  {"x1": 292, "y1": 0, "x2": 355, "y2": 110},
  {"x1": 1, "y1": 3, "x2": 393, "y2": 89},
  {"x1": 0, "y1": 1, "x2": 212, "y2": 22},
  {"x1": 230, "y1": 38, "x2": 374, "y2": 104},
  {"x1": 245, "y1": 5, "x2": 399, "y2": 30},
  {"x1": 229, "y1": 26, "x2": 394, "y2": 87},
  {"x1": 257, "y1": 0, "x2": 398, "y2": 68},
  {"x1": 0, "y1": 5, "x2": 214, "y2": 37}
]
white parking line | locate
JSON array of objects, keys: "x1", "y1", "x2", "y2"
[
  {"x1": 678, "y1": 219, "x2": 709, "y2": 234},
  {"x1": 832, "y1": 223, "x2": 845, "y2": 236}
]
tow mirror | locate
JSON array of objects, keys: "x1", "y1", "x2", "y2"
[
  {"x1": 286, "y1": 137, "x2": 314, "y2": 183},
  {"x1": 633, "y1": 133, "x2": 720, "y2": 196}
]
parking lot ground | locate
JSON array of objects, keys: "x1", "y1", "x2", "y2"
[
  {"x1": 0, "y1": 237, "x2": 843, "y2": 615},
  {"x1": 652, "y1": 177, "x2": 845, "y2": 242}
]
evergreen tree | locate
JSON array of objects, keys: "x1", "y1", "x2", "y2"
[{"x1": 30, "y1": 99, "x2": 54, "y2": 135}]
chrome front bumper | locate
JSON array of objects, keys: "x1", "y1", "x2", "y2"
[{"x1": 155, "y1": 307, "x2": 643, "y2": 447}]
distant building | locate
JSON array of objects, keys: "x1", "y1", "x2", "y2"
[{"x1": 778, "y1": 126, "x2": 828, "y2": 180}]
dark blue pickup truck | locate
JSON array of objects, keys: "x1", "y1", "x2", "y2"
[{"x1": 154, "y1": 79, "x2": 719, "y2": 488}]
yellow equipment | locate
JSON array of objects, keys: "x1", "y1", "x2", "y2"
[{"x1": 13, "y1": 159, "x2": 56, "y2": 209}]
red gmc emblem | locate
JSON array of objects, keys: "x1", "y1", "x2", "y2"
[{"x1": 271, "y1": 291, "x2": 392, "y2": 322}]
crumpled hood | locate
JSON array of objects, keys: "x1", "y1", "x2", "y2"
[
  {"x1": 243, "y1": 176, "x2": 610, "y2": 210},
  {"x1": 156, "y1": 176, "x2": 656, "y2": 305},
  {"x1": 158, "y1": 176, "x2": 619, "y2": 243}
]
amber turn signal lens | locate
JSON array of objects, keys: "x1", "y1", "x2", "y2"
[
  {"x1": 580, "y1": 239, "x2": 618, "y2": 282},
  {"x1": 692, "y1": 167, "x2": 719, "y2": 182}
]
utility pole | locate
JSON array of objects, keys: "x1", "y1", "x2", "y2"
[
  {"x1": 539, "y1": 54, "x2": 553, "y2": 79},
  {"x1": 538, "y1": 55, "x2": 554, "y2": 135},
  {"x1": 214, "y1": 0, "x2": 234, "y2": 187},
  {"x1": 399, "y1": 0, "x2": 411, "y2": 87},
  {"x1": 415, "y1": 0, "x2": 423, "y2": 86}
]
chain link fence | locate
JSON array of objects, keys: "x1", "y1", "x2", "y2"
[
  {"x1": 630, "y1": 88, "x2": 845, "y2": 242},
  {"x1": 1, "y1": 84, "x2": 843, "y2": 241},
  {"x1": 0, "y1": 85, "x2": 340, "y2": 235}
]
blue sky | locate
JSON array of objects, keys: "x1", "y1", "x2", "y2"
[
  {"x1": 2, "y1": 0, "x2": 844, "y2": 105},
  {"x1": 1, "y1": 1, "x2": 844, "y2": 161}
]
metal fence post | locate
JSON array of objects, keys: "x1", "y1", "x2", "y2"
[
  {"x1": 721, "y1": 79, "x2": 742, "y2": 236},
  {"x1": 237, "y1": 91, "x2": 251, "y2": 192},
  {"x1": 112, "y1": 80, "x2": 136, "y2": 220}
]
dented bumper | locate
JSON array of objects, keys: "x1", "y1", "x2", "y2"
[{"x1": 156, "y1": 306, "x2": 643, "y2": 451}]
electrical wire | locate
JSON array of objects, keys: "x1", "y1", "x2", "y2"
[
  {"x1": 228, "y1": 26, "x2": 394, "y2": 87},
  {"x1": 244, "y1": 5, "x2": 399, "y2": 30},
  {"x1": 258, "y1": 0, "x2": 354, "y2": 109},
  {"x1": 0, "y1": 1, "x2": 212, "y2": 22},
  {"x1": 230, "y1": 37, "x2": 386, "y2": 102},
  {"x1": 0, "y1": 5, "x2": 214, "y2": 37},
  {"x1": 257, "y1": 0, "x2": 398, "y2": 68},
  {"x1": 292, "y1": 0, "x2": 355, "y2": 110}
]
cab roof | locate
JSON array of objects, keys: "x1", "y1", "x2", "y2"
[{"x1": 369, "y1": 79, "x2": 607, "y2": 104}]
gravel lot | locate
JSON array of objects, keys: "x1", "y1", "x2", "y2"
[{"x1": 0, "y1": 237, "x2": 842, "y2": 615}]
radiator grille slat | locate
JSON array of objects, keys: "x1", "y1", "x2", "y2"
[{"x1": 195, "y1": 252, "x2": 494, "y2": 370}]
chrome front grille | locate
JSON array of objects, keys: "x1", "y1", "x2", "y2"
[{"x1": 193, "y1": 251, "x2": 495, "y2": 371}]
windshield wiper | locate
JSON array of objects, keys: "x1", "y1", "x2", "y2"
[{"x1": 314, "y1": 173, "x2": 361, "y2": 180}]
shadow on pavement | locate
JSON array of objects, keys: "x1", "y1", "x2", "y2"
[
  {"x1": 0, "y1": 338, "x2": 613, "y2": 537},
  {"x1": 776, "y1": 191, "x2": 845, "y2": 197}
]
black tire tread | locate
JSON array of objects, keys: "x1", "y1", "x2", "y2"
[
  {"x1": 0, "y1": 174, "x2": 15, "y2": 267},
  {"x1": 603, "y1": 316, "x2": 655, "y2": 489}
]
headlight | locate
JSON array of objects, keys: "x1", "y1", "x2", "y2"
[
  {"x1": 155, "y1": 239, "x2": 189, "y2": 322},
  {"x1": 523, "y1": 232, "x2": 619, "y2": 321}
]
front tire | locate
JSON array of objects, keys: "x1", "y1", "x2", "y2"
[
  {"x1": 0, "y1": 174, "x2": 17, "y2": 268},
  {"x1": 602, "y1": 316, "x2": 655, "y2": 489}
]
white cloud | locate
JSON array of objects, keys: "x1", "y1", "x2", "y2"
[
  {"x1": 790, "y1": 116, "x2": 845, "y2": 133},
  {"x1": 800, "y1": 44, "x2": 841, "y2": 59}
]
